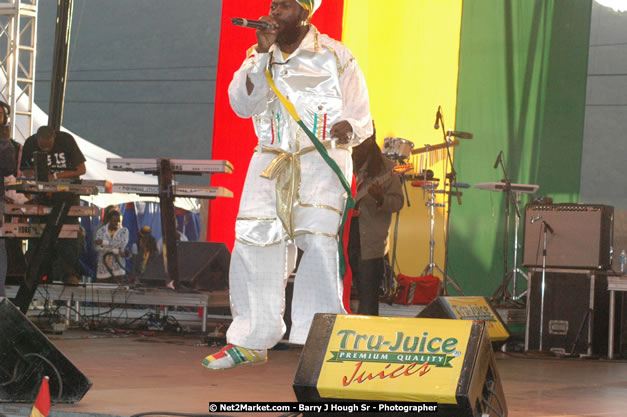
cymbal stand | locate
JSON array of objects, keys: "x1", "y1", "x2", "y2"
[
  {"x1": 507, "y1": 191, "x2": 529, "y2": 300},
  {"x1": 490, "y1": 151, "x2": 525, "y2": 304},
  {"x1": 420, "y1": 182, "x2": 462, "y2": 293}
]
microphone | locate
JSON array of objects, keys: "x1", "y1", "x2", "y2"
[
  {"x1": 493, "y1": 151, "x2": 503, "y2": 169},
  {"x1": 542, "y1": 220, "x2": 554, "y2": 234},
  {"x1": 434, "y1": 106, "x2": 441, "y2": 130},
  {"x1": 231, "y1": 18, "x2": 275, "y2": 31},
  {"x1": 446, "y1": 130, "x2": 473, "y2": 139},
  {"x1": 530, "y1": 215, "x2": 542, "y2": 224}
]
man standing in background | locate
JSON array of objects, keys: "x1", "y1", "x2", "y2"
[
  {"x1": 0, "y1": 101, "x2": 16, "y2": 297},
  {"x1": 348, "y1": 132, "x2": 404, "y2": 315}
]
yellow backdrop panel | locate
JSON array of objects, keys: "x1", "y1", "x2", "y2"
[{"x1": 342, "y1": 0, "x2": 463, "y2": 281}]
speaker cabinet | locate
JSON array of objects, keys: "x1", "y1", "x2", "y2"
[
  {"x1": 294, "y1": 314, "x2": 507, "y2": 417},
  {"x1": 522, "y1": 204, "x2": 613, "y2": 269},
  {"x1": 526, "y1": 270, "x2": 610, "y2": 356},
  {"x1": 0, "y1": 298, "x2": 92, "y2": 403},
  {"x1": 142, "y1": 241, "x2": 230, "y2": 290}
]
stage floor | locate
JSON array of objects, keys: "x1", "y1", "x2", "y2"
[{"x1": 1, "y1": 330, "x2": 626, "y2": 417}]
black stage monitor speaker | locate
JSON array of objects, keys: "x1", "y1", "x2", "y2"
[
  {"x1": 0, "y1": 298, "x2": 92, "y2": 403},
  {"x1": 526, "y1": 271, "x2": 611, "y2": 356},
  {"x1": 417, "y1": 296, "x2": 510, "y2": 343},
  {"x1": 294, "y1": 314, "x2": 507, "y2": 417},
  {"x1": 142, "y1": 241, "x2": 230, "y2": 290},
  {"x1": 522, "y1": 204, "x2": 613, "y2": 269}
]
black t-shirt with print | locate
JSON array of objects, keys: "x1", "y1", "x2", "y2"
[{"x1": 20, "y1": 131, "x2": 86, "y2": 174}]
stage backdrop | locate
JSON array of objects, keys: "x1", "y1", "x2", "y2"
[
  {"x1": 210, "y1": 0, "x2": 593, "y2": 298},
  {"x1": 448, "y1": 0, "x2": 593, "y2": 296},
  {"x1": 341, "y1": 0, "x2": 463, "y2": 289},
  {"x1": 209, "y1": 0, "x2": 462, "y2": 284}
]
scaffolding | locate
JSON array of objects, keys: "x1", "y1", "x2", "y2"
[{"x1": 0, "y1": 0, "x2": 37, "y2": 142}]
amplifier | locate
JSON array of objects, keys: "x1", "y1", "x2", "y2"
[{"x1": 522, "y1": 204, "x2": 613, "y2": 269}]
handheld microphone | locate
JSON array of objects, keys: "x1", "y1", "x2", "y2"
[
  {"x1": 434, "y1": 106, "x2": 441, "y2": 130},
  {"x1": 493, "y1": 151, "x2": 503, "y2": 169},
  {"x1": 231, "y1": 18, "x2": 275, "y2": 31},
  {"x1": 446, "y1": 130, "x2": 474, "y2": 139}
]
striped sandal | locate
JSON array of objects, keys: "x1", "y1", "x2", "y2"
[{"x1": 202, "y1": 344, "x2": 268, "y2": 370}]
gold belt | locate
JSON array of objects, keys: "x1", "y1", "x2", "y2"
[{"x1": 259, "y1": 143, "x2": 350, "y2": 239}]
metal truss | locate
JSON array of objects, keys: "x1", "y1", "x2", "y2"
[{"x1": 0, "y1": 0, "x2": 37, "y2": 142}]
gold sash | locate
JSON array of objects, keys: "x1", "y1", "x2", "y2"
[{"x1": 259, "y1": 143, "x2": 349, "y2": 239}]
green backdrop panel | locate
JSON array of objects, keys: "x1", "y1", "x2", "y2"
[{"x1": 448, "y1": 0, "x2": 592, "y2": 298}]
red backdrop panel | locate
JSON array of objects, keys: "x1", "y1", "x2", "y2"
[{"x1": 209, "y1": 0, "x2": 345, "y2": 248}]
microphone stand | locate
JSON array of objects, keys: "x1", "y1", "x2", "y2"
[
  {"x1": 538, "y1": 220, "x2": 552, "y2": 351},
  {"x1": 428, "y1": 108, "x2": 463, "y2": 295},
  {"x1": 490, "y1": 152, "x2": 523, "y2": 304}
]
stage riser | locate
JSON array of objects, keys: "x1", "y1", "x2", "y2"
[{"x1": 142, "y1": 241, "x2": 230, "y2": 291}]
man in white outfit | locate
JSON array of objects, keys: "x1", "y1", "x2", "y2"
[{"x1": 203, "y1": 0, "x2": 372, "y2": 370}]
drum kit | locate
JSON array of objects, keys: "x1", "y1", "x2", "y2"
[
  {"x1": 380, "y1": 108, "x2": 540, "y2": 302},
  {"x1": 380, "y1": 104, "x2": 488, "y2": 295},
  {"x1": 380, "y1": 132, "x2": 464, "y2": 296}
]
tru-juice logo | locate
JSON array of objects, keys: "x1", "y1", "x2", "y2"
[
  {"x1": 327, "y1": 330, "x2": 462, "y2": 387},
  {"x1": 450, "y1": 304, "x2": 495, "y2": 321}
]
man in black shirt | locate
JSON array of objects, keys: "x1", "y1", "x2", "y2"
[
  {"x1": 21, "y1": 126, "x2": 87, "y2": 284},
  {"x1": 21, "y1": 126, "x2": 86, "y2": 180}
]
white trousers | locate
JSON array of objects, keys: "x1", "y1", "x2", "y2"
[{"x1": 226, "y1": 233, "x2": 346, "y2": 349}]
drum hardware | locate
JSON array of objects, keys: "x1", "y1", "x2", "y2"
[
  {"x1": 446, "y1": 130, "x2": 474, "y2": 139},
  {"x1": 410, "y1": 139, "x2": 460, "y2": 156},
  {"x1": 480, "y1": 151, "x2": 539, "y2": 304},
  {"x1": 475, "y1": 184, "x2": 537, "y2": 303},
  {"x1": 381, "y1": 136, "x2": 414, "y2": 209},
  {"x1": 418, "y1": 179, "x2": 463, "y2": 294},
  {"x1": 383, "y1": 137, "x2": 414, "y2": 161},
  {"x1": 412, "y1": 169, "x2": 435, "y2": 181}
]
